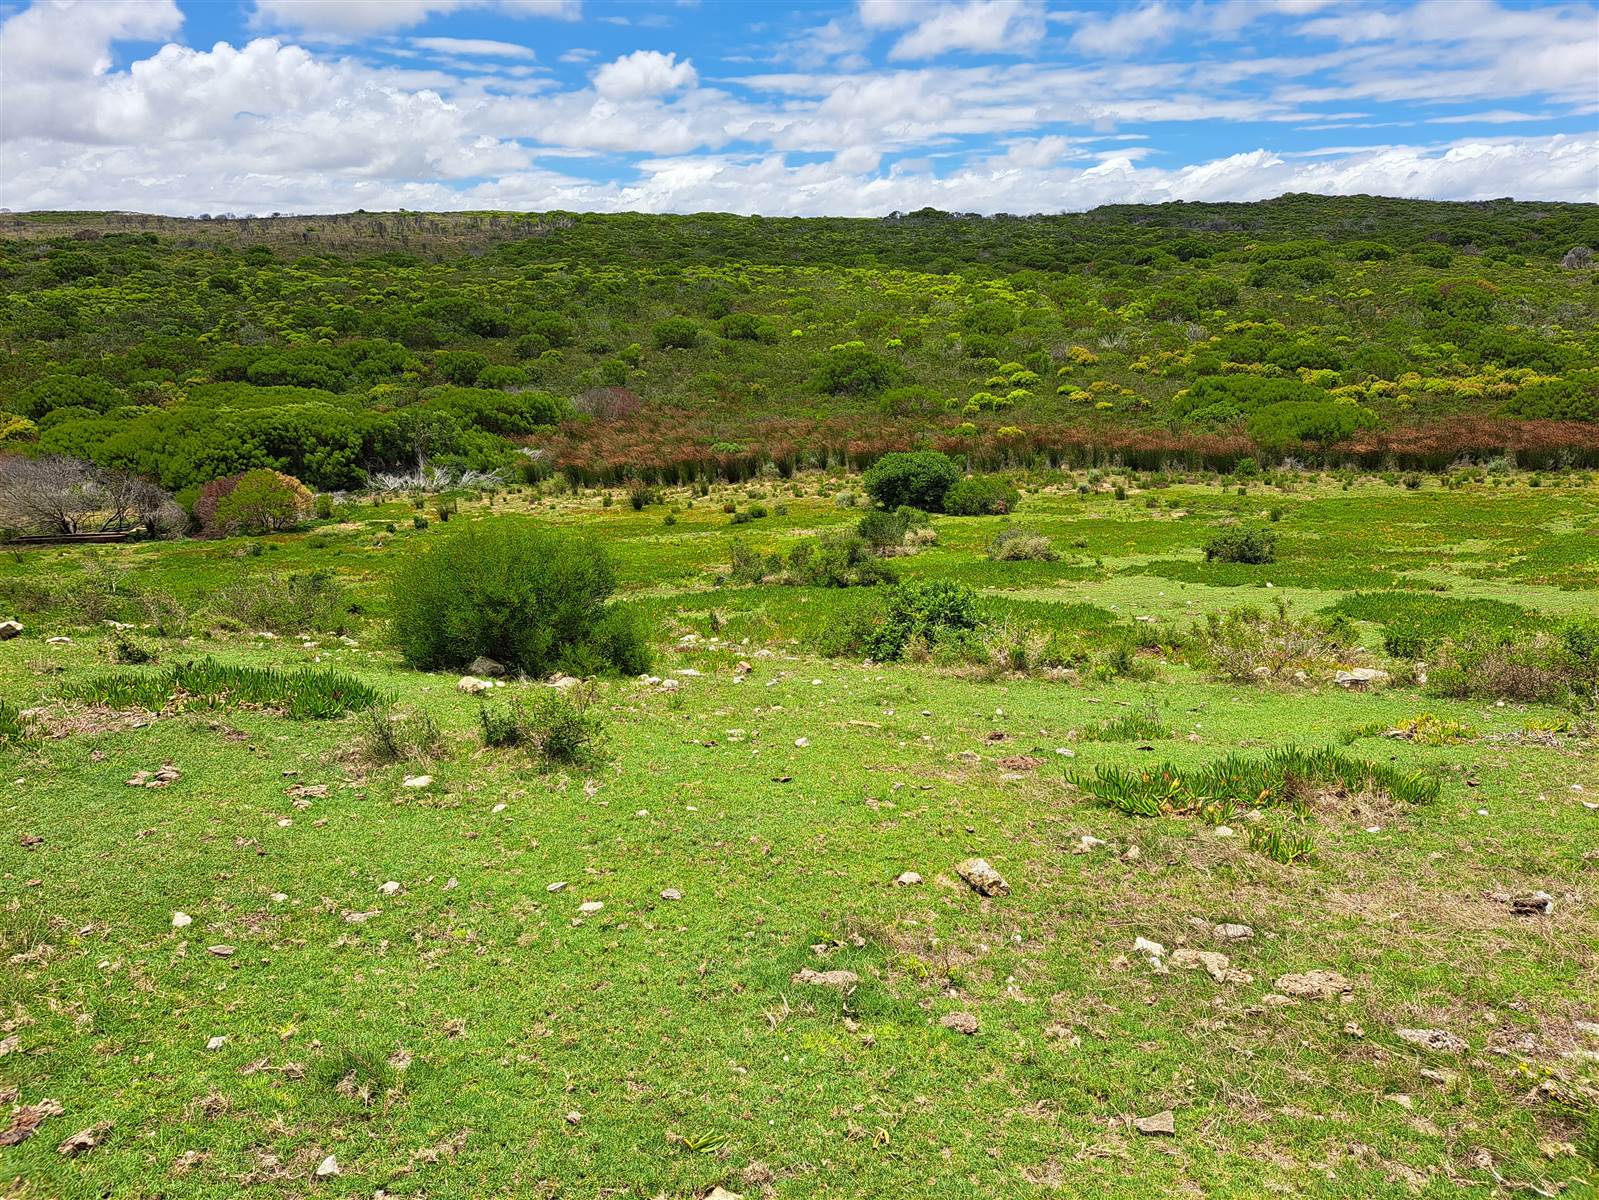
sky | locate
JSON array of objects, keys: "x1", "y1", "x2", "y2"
[{"x1": 0, "y1": 0, "x2": 1596, "y2": 217}]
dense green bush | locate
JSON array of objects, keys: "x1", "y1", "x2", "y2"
[
  {"x1": 862, "y1": 450, "x2": 961, "y2": 511},
  {"x1": 479, "y1": 686, "x2": 607, "y2": 766},
  {"x1": 944, "y1": 475, "x2": 1020, "y2": 515},
  {"x1": 652, "y1": 317, "x2": 702, "y2": 350},
  {"x1": 864, "y1": 578, "x2": 982, "y2": 662},
  {"x1": 812, "y1": 342, "x2": 900, "y2": 396},
  {"x1": 389, "y1": 523, "x2": 650, "y2": 677},
  {"x1": 1203, "y1": 526, "x2": 1277, "y2": 564}
]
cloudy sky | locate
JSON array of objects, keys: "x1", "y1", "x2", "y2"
[{"x1": 1, "y1": 0, "x2": 1595, "y2": 216}]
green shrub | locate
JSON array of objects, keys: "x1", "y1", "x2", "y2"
[
  {"x1": 862, "y1": 451, "x2": 961, "y2": 511},
  {"x1": 1429, "y1": 625, "x2": 1598, "y2": 706},
  {"x1": 987, "y1": 527, "x2": 1057, "y2": 561},
  {"x1": 388, "y1": 524, "x2": 650, "y2": 678},
  {"x1": 944, "y1": 475, "x2": 1020, "y2": 515},
  {"x1": 856, "y1": 506, "x2": 927, "y2": 550},
  {"x1": 359, "y1": 705, "x2": 443, "y2": 764},
  {"x1": 864, "y1": 579, "x2": 982, "y2": 662},
  {"x1": 0, "y1": 698, "x2": 37, "y2": 748},
  {"x1": 1203, "y1": 526, "x2": 1277, "y2": 564},
  {"x1": 214, "y1": 570, "x2": 351, "y2": 635},
  {"x1": 812, "y1": 343, "x2": 900, "y2": 396},
  {"x1": 479, "y1": 687, "x2": 607, "y2": 767},
  {"x1": 652, "y1": 317, "x2": 702, "y2": 350}
]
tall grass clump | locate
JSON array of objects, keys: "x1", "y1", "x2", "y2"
[
  {"x1": 478, "y1": 687, "x2": 607, "y2": 767},
  {"x1": 214, "y1": 570, "x2": 352, "y2": 635},
  {"x1": 1072, "y1": 746, "x2": 1441, "y2": 819},
  {"x1": 389, "y1": 523, "x2": 650, "y2": 678},
  {"x1": 0, "y1": 699, "x2": 37, "y2": 748},
  {"x1": 358, "y1": 705, "x2": 444, "y2": 764},
  {"x1": 65, "y1": 659, "x2": 383, "y2": 719}
]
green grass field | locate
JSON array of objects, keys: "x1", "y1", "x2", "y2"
[{"x1": 3, "y1": 469, "x2": 1597, "y2": 1198}]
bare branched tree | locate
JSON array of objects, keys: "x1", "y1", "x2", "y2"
[{"x1": 0, "y1": 455, "x2": 183, "y2": 538}]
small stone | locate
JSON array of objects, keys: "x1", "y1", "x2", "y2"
[
  {"x1": 1134, "y1": 1110, "x2": 1176, "y2": 1136},
  {"x1": 1213, "y1": 825, "x2": 1235, "y2": 839},
  {"x1": 57, "y1": 1123, "x2": 108, "y2": 1158},
  {"x1": 1073, "y1": 835, "x2": 1106, "y2": 854},
  {"x1": 401, "y1": 775, "x2": 432, "y2": 789},
  {"x1": 206, "y1": 944, "x2": 236, "y2": 958},
  {"x1": 565, "y1": 1111, "x2": 583, "y2": 1125},
  {"x1": 0, "y1": 620, "x2": 22, "y2": 640},
  {"x1": 1120, "y1": 845, "x2": 1141, "y2": 862},
  {"x1": 1334, "y1": 667, "x2": 1389, "y2": 689},
  {"x1": 547, "y1": 881, "x2": 567, "y2": 892},
  {"x1": 794, "y1": 737, "x2": 809, "y2": 747},
  {"x1": 1169, "y1": 948, "x2": 1252, "y2": 984},
  {"x1": 1213, "y1": 923, "x2": 1253, "y2": 941},
  {"x1": 955, "y1": 858, "x2": 1010, "y2": 897},
  {"x1": 457, "y1": 675, "x2": 492, "y2": 694},
  {"x1": 790, "y1": 968, "x2": 859, "y2": 989},
  {"x1": 939, "y1": 1011, "x2": 979, "y2": 1035},
  {"x1": 1273, "y1": 970, "x2": 1350, "y2": 1000},
  {"x1": 577, "y1": 900, "x2": 604, "y2": 915},
  {"x1": 269, "y1": 893, "x2": 288, "y2": 903},
  {"x1": 1395, "y1": 1027, "x2": 1468, "y2": 1053},
  {"x1": 467, "y1": 656, "x2": 505, "y2": 678},
  {"x1": 378, "y1": 881, "x2": 402, "y2": 896},
  {"x1": 893, "y1": 871, "x2": 923, "y2": 887},
  {"x1": 660, "y1": 888, "x2": 682, "y2": 901},
  {"x1": 1507, "y1": 891, "x2": 1554, "y2": 916},
  {"x1": 171, "y1": 911, "x2": 193, "y2": 929},
  {"x1": 314, "y1": 1154, "x2": 340, "y2": 1178},
  {"x1": 205, "y1": 1036, "x2": 227, "y2": 1051},
  {"x1": 1133, "y1": 936, "x2": 1166, "y2": 960}
]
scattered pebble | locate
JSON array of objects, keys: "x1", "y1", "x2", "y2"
[
  {"x1": 791, "y1": 968, "x2": 858, "y2": 989},
  {"x1": 1395, "y1": 1027, "x2": 1468, "y2": 1053},
  {"x1": 956, "y1": 858, "x2": 1010, "y2": 897},
  {"x1": 1134, "y1": 1110, "x2": 1176, "y2": 1136},
  {"x1": 893, "y1": 871, "x2": 923, "y2": 887},
  {"x1": 314, "y1": 1154, "x2": 340, "y2": 1178},
  {"x1": 1273, "y1": 970, "x2": 1351, "y2": 1000},
  {"x1": 402, "y1": 775, "x2": 432, "y2": 789},
  {"x1": 171, "y1": 912, "x2": 192, "y2": 929},
  {"x1": 939, "y1": 1011, "x2": 979, "y2": 1036}
]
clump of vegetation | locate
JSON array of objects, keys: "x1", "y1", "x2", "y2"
[
  {"x1": 65, "y1": 659, "x2": 383, "y2": 719},
  {"x1": 359, "y1": 705, "x2": 444, "y2": 764},
  {"x1": 943, "y1": 475, "x2": 1020, "y2": 516},
  {"x1": 817, "y1": 578, "x2": 982, "y2": 662},
  {"x1": 197, "y1": 469, "x2": 314, "y2": 536},
  {"x1": 0, "y1": 698, "x2": 37, "y2": 748},
  {"x1": 727, "y1": 531, "x2": 895, "y2": 588},
  {"x1": 987, "y1": 527, "x2": 1057, "y2": 561},
  {"x1": 1203, "y1": 526, "x2": 1277, "y2": 564},
  {"x1": 857, "y1": 505, "x2": 931, "y2": 553},
  {"x1": 862, "y1": 451, "x2": 961, "y2": 512},
  {"x1": 1079, "y1": 702, "x2": 1171, "y2": 742},
  {"x1": 1073, "y1": 746, "x2": 1442, "y2": 819},
  {"x1": 214, "y1": 570, "x2": 351, "y2": 635},
  {"x1": 1193, "y1": 603, "x2": 1360, "y2": 683},
  {"x1": 479, "y1": 687, "x2": 607, "y2": 767},
  {"x1": 1343, "y1": 712, "x2": 1475, "y2": 746},
  {"x1": 1429, "y1": 618, "x2": 1599, "y2": 706},
  {"x1": 389, "y1": 524, "x2": 650, "y2": 678}
]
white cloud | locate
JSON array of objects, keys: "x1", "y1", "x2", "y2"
[
  {"x1": 592, "y1": 49, "x2": 697, "y2": 99},
  {"x1": 249, "y1": 0, "x2": 579, "y2": 37},
  {"x1": 411, "y1": 37, "x2": 536, "y2": 59},
  {"x1": 1068, "y1": 3, "x2": 1176, "y2": 57},
  {"x1": 889, "y1": 1, "x2": 1047, "y2": 59},
  {"x1": 2, "y1": 0, "x2": 1595, "y2": 218}
]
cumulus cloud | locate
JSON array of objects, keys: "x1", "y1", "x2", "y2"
[
  {"x1": 592, "y1": 49, "x2": 697, "y2": 99},
  {"x1": 1, "y1": 0, "x2": 1594, "y2": 218}
]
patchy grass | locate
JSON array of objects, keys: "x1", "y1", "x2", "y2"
[{"x1": 2, "y1": 471, "x2": 1597, "y2": 1199}]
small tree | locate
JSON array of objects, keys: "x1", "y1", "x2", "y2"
[
  {"x1": 199, "y1": 469, "x2": 313, "y2": 536},
  {"x1": 862, "y1": 451, "x2": 961, "y2": 512},
  {"x1": 0, "y1": 455, "x2": 182, "y2": 537}
]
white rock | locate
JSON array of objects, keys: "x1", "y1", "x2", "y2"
[
  {"x1": 378, "y1": 881, "x2": 402, "y2": 896},
  {"x1": 401, "y1": 775, "x2": 432, "y2": 789},
  {"x1": 577, "y1": 900, "x2": 604, "y2": 915},
  {"x1": 1133, "y1": 936, "x2": 1166, "y2": 960},
  {"x1": 894, "y1": 871, "x2": 923, "y2": 886},
  {"x1": 1073, "y1": 835, "x2": 1106, "y2": 854},
  {"x1": 1214, "y1": 826, "x2": 1235, "y2": 839},
  {"x1": 314, "y1": 1155, "x2": 340, "y2": 1178},
  {"x1": 205, "y1": 1035, "x2": 227, "y2": 1051},
  {"x1": 660, "y1": 888, "x2": 683, "y2": 901},
  {"x1": 794, "y1": 737, "x2": 809, "y2": 747},
  {"x1": 171, "y1": 911, "x2": 193, "y2": 929},
  {"x1": 1213, "y1": 923, "x2": 1254, "y2": 941},
  {"x1": 457, "y1": 676, "x2": 493, "y2": 695},
  {"x1": 546, "y1": 881, "x2": 567, "y2": 893}
]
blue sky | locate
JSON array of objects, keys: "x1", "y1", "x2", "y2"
[{"x1": 1, "y1": 0, "x2": 1595, "y2": 215}]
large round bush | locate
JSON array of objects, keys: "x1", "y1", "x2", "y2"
[
  {"x1": 862, "y1": 450, "x2": 961, "y2": 512},
  {"x1": 389, "y1": 523, "x2": 650, "y2": 678}
]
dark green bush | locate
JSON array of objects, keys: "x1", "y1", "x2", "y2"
[
  {"x1": 864, "y1": 578, "x2": 982, "y2": 662},
  {"x1": 944, "y1": 475, "x2": 1020, "y2": 515},
  {"x1": 651, "y1": 317, "x2": 702, "y2": 350},
  {"x1": 389, "y1": 524, "x2": 650, "y2": 677},
  {"x1": 862, "y1": 451, "x2": 960, "y2": 511},
  {"x1": 812, "y1": 343, "x2": 900, "y2": 396},
  {"x1": 479, "y1": 687, "x2": 607, "y2": 766},
  {"x1": 1203, "y1": 526, "x2": 1277, "y2": 564}
]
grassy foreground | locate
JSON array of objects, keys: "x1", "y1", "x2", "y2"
[{"x1": 2, "y1": 471, "x2": 1597, "y2": 1198}]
